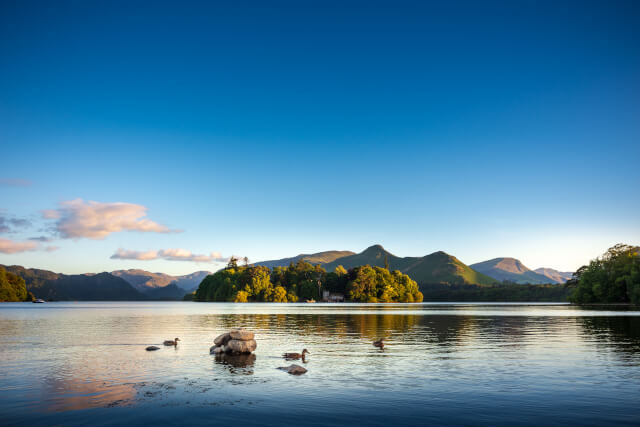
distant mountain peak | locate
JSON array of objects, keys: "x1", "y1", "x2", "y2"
[
  {"x1": 533, "y1": 268, "x2": 573, "y2": 284},
  {"x1": 470, "y1": 257, "x2": 555, "y2": 284},
  {"x1": 366, "y1": 244, "x2": 385, "y2": 250}
]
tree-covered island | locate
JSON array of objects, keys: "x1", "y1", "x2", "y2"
[{"x1": 193, "y1": 257, "x2": 423, "y2": 303}]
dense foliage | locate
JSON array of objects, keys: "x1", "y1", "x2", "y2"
[
  {"x1": 568, "y1": 244, "x2": 640, "y2": 304},
  {"x1": 420, "y1": 282, "x2": 572, "y2": 302},
  {"x1": 194, "y1": 260, "x2": 423, "y2": 303},
  {"x1": 344, "y1": 265, "x2": 423, "y2": 302},
  {"x1": 0, "y1": 267, "x2": 33, "y2": 302}
]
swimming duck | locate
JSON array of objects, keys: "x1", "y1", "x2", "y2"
[
  {"x1": 373, "y1": 338, "x2": 385, "y2": 349},
  {"x1": 146, "y1": 346, "x2": 160, "y2": 351},
  {"x1": 283, "y1": 349, "x2": 310, "y2": 360},
  {"x1": 163, "y1": 338, "x2": 180, "y2": 346}
]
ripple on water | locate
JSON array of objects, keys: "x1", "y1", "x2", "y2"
[{"x1": 0, "y1": 302, "x2": 639, "y2": 426}]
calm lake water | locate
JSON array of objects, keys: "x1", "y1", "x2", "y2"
[{"x1": 0, "y1": 302, "x2": 639, "y2": 426}]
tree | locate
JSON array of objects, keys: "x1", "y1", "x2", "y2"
[
  {"x1": 0, "y1": 267, "x2": 31, "y2": 302},
  {"x1": 569, "y1": 244, "x2": 640, "y2": 304},
  {"x1": 233, "y1": 290, "x2": 249, "y2": 303},
  {"x1": 272, "y1": 286, "x2": 288, "y2": 302},
  {"x1": 227, "y1": 256, "x2": 239, "y2": 269}
]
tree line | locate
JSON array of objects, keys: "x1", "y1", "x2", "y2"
[
  {"x1": 193, "y1": 257, "x2": 423, "y2": 303},
  {"x1": 568, "y1": 244, "x2": 639, "y2": 304},
  {"x1": 0, "y1": 267, "x2": 34, "y2": 302}
]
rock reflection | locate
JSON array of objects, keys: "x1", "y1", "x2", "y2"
[{"x1": 214, "y1": 353, "x2": 256, "y2": 375}]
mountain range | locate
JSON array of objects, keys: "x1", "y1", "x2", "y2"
[
  {"x1": 469, "y1": 258, "x2": 551, "y2": 284},
  {"x1": 0, "y1": 265, "x2": 209, "y2": 301},
  {"x1": 0, "y1": 245, "x2": 571, "y2": 301},
  {"x1": 258, "y1": 245, "x2": 572, "y2": 285},
  {"x1": 320, "y1": 245, "x2": 498, "y2": 285},
  {"x1": 111, "y1": 269, "x2": 211, "y2": 293}
]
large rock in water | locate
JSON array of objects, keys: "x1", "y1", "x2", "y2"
[
  {"x1": 230, "y1": 328, "x2": 254, "y2": 341},
  {"x1": 226, "y1": 339, "x2": 257, "y2": 354},
  {"x1": 214, "y1": 332, "x2": 232, "y2": 346}
]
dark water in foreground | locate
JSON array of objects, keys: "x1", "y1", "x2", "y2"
[{"x1": 0, "y1": 302, "x2": 639, "y2": 426}]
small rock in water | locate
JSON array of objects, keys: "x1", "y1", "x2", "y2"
[
  {"x1": 210, "y1": 345, "x2": 224, "y2": 355},
  {"x1": 146, "y1": 346, "x2": 160, "y2": 351},
  {"x1": 213, "y1": 332, "x2": 232, "y2": 346},
  {"x1": 278, "y1": 364, "x2": 307, "y2": 375}
]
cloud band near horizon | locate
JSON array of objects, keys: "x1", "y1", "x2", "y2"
[{"x1": 111, "y1": 248, "x2": 228, "y2": 263}]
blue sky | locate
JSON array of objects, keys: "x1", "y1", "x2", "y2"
[{"x1": 1, "y1": 0, "x2": 639, "y2": 275}]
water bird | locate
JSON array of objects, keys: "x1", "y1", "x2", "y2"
[
  {"x1": 146, "y1": 346, "x2": 160, "y2": 351},
  {"x1": 283, "y1": 349, "x2": 310, "y2": 360},
  {"x1": 163, "y1": 338, "x2": 180, "y2": 346},
  {"x1": 373, "y1": 338, "x2": 385, "y2": 349}
]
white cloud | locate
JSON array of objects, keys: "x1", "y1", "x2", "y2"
[
  {"x1": 111, "y1": 248, "x2": 228, "y2": 263},
  {"x1": 43, "y1": 199, "x2": 178, "y2": 239},
  {"x1": 0, "y1": 238, "x2": 38, "y2": 254},
  {"x1": 110, "y1": 248, "x2": 159, "y2": 261}
]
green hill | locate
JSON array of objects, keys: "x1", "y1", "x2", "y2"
[
  {"x1": 322, "y1": 245, "x2": 497, "y2": 285},
  {"x1": 256, "y1": 250, "x2": 355, "y2": 268},
  {"x1": 322, "y1": 245, "x2": 415, "y2": 271},
  {"x1": 403, "y1": 251, "x2": 498, "y2": 285}
]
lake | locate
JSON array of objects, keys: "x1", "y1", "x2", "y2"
[{"x1": 0, "y1": 302, "x2": 639, "y2": 426}]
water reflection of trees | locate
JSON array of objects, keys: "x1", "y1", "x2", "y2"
[
  {"x1": 578, "y1": 316, "x2": 640, "y2": 359},
  {"x1": 201, "y1": 313, "x2": 558, "y2": 350},
  {"x1": 207, "y1": 313, "x2": 421, "y2": 340}
]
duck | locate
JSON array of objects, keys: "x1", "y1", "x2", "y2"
[
  {"x1": 163, "y1": 338, "x2": 180, "y2": 346},
  {"x1": 283, "y1": 349, "x2": 310, "y2": 360},
  {"x1": 373, "y1": 338, "x2": 385, "y2": 349},
  {"x1": 146, "y1": 346, "x2": 160, "y2": 351}
]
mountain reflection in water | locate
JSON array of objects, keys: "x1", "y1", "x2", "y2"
[{"x1": 0, "y1": 302, "x2": 639, "y2": 426}]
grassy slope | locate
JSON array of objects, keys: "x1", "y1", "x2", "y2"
[
  {"x1": 402, "y1": 251, "x2": 498, "y2": 285},
  {"x1": 322, "y1": 245, "x2": 418, "y2": 272},
  {"x1": 256, "y1": 250, "x2": 355, "y2": 268}
]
